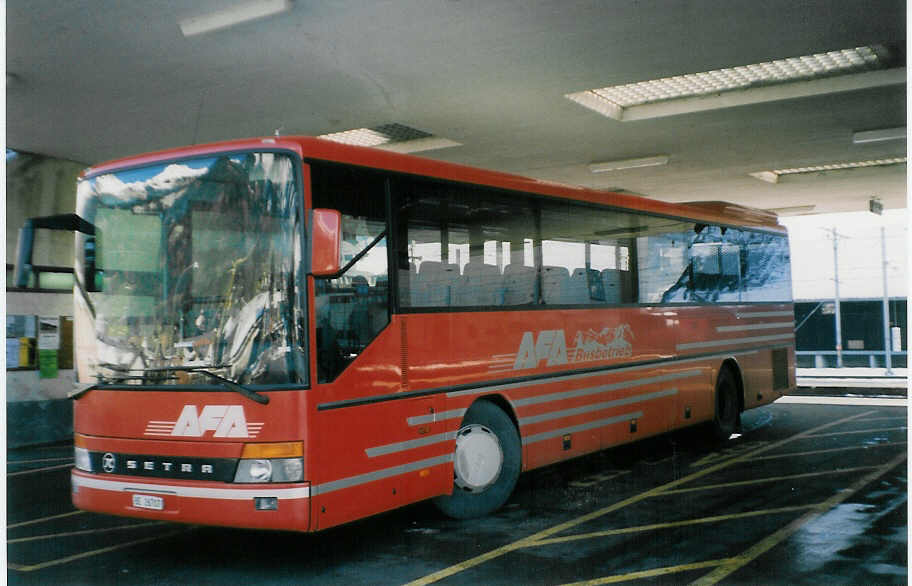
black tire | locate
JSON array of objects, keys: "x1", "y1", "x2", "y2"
[
  {"x1": 433, "y1": 401, "x2": 521, "y2": 520},
  {"x1": 710, "y1": 368, "x2": 740, "y2": 442}
]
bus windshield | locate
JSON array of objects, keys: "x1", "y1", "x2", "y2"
[{"x1": 75, "y1": 152, "x2": 304, "y2": 387}]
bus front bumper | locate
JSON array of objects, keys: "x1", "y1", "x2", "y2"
[{"x1": 71, "y1": 469, "x2": 311, "y2": 531}]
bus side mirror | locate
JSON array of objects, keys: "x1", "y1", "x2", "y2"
[{"x1": 310, "y1": 208, "x2": 342, "y2": 276}]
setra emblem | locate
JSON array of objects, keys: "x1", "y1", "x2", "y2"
[{"x1": 102, "y1": 452, "x2": 116, "y2": 473}]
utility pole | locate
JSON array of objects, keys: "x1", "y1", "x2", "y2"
[
  {"x1": 831, "y1": 227, "x2": 843, "y2": 368},
  {"x1": 881, "y1": 226, "x2": 893, "y2": 374}
]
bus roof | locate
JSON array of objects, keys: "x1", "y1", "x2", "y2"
[{"x1": 84, "y1": 136, "x2": 785, "y2": 232}]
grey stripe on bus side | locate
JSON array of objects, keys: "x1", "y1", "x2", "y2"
[
  {"x1": 716, "y1": 321, "x2": 794, "y2": 332},
  {"x1": 512, "y1": 370, "x2": 701, "y2": 408},
  {"x1": 518, "y1": 388, "x2": 678, "y2": 426},
  {"x1": 407, "y1": 408, "x2": 468, "y2": 426},
  {"x1": 735, "y1": 310, "x2": 794, "y2": 318},
  {"x1": 676, "y1": 333, "x2": 794, "y2": 351},
  {"x1": 310, "y1": 454, "x2": 453, "y2": 496},
  {"x1": 366, "y1": 431, "x2": 458, "y2": 458},
  {"x1": 522, "y1": 411, "x2": 643, "y2": 445}
]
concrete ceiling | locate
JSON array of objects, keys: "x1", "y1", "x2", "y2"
[{"x1": 6, "y1": 0, "x2": 907, "y2": 215}]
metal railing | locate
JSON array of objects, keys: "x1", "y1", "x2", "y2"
[{"x1": 796, "y1": 350, "x2": 908, "y2": 369}]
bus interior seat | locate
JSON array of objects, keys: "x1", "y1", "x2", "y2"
[
  {"x1": 503, "y1": 264, "x2": 536, "y2": 305},
  {"x1": 454, "y1": 262, "x2": 503, "y2": 306},
  {"x1": 567, "y1": 268, "x2": 595, "y2": 304},
  {"x1": 601, "y1": 269, "x2": 623, "y2": 303},
  {"x1": 541, "y1": 265, "x2": 570, "y2": 305},
  {"x1": 415, "y1": 261, "x2": 459, "y2": 306}
]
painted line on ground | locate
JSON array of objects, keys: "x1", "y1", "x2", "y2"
[
  {"x1": 404, "y1": 409, "x2": 876, "y2": 585},
  {"x1": 803, "y1": 426, "x2": 906, "y2": 438},
  {"x1": 7, "y1": 511, "x2": 86, "y2": 529},
  {"x1": 561, "y1": 558, "x2": 738, "y2": 585},
  {"x1": 9, "y1": 521, "x2": 168, "y2": 544},
  {"x1": 528, "y1": 504, "x2": 817, "y2": 547},
  {"x1": 776, "y1": 396, "x2": 907, "y2": 407},
  {"x1": 657, "y1": 466, "x2": 878, "y2": 496},
  {"x1": 567, "y1": 470, "x2": 630, "y2": 489},
  {"x1": 689, "y1": 451, "x2": 907, "y2": 585},
  {"x1": 8, "y1": 463, "x2": 74, "y2": 477},
  {"x1": 7, "y1": 527, "x2": 195, "y2": 572},
  {"x1": 8, "y1": 457, "x2": 75, "y2": 465},
  {"x1": 750, "y1": 442, "x2": 906, "y2": 462}
]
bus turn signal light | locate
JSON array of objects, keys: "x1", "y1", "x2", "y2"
[{"x1": 240, "y1": 442, "x2": 303, "y2": 459}]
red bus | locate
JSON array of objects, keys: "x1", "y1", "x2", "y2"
[{"x1": 71, "y1": 136, "x2": 795, "y2": 530}]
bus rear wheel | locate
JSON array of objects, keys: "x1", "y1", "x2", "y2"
[
  {"x1": 710, "y1": 368, "x2": 740, "y2": 442},
  {"x1": 433, "y1": 401, "x2": 521, "y2": 520}
]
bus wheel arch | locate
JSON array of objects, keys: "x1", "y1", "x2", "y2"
[
  {"x1": 433, "y1": 398, "x2": 521, "y2": 519},
  {"x1": 720, "y1": 358, "x2": 745, "y2": 413},
  {"x1": 710, "y1": 360, "x2": 743, "y2": 441}
]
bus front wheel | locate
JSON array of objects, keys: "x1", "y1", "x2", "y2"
[
  {"x1": 710, "y1": 368, "x2": 740, "y2": 442},
  {"x1": 433, "y1": 401, "x2": 521, "y2": 519}
]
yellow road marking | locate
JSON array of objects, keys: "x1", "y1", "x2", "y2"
[
  {"x1": 7, "y1": 527, "x2": 194, "y2": 572},
  {"x1": 658, "y1": 466, "x2": 878, "y2": 495},
  {"x1": 568, "y1": 470, "x2": 630, "y2": 488},
  {"x1": 689, "y1": 441, "x2": 768, "y2": 468},
  {"x1": 803, "y1": 426, "x2": 906, "y2": 438},
  {"x1": 8, "y1": 457, "x2": 75, "y2": 465},
  {"x1": 561, "y1": 558, "x2": 737, "y2": 585},
  {"x1": 751, "y1": 441, "x2": 906, "y2": 461},
  {"x1": 7, "y1": 511, "x2": 86, "y2": 529},
  {"x1": 405, "y1": 409, "x2": 877, "y2": 585},
  {"x1": 854, "y1": 416, "x2": 908, "y2": 423},
  {"x1": 8, "y1": 463, "x2": 73, "y2": 477},
  {"x1": 9, "y1": 521, "x2": 167, "y2": 544},
  {"x1": 529, "y1": 504, "x2": 817, "y2": 547},
  {"x1": 689, "y1": 451, "x2": 907, "y2": 585}
]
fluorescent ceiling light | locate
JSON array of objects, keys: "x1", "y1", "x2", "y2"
[
  {"x1": 749, "y1": 157, "x2": 907, "y2": 183},
  {"x1": 318, "y1": 123, "x2": 461, "y2": 154},
  {"x1": 179, "y1": 0, "x2": 292, "y2": 37},
  {"x1": 567, "y1": 44, "x2": 904, "y2": 121},
  {"x1": 852, "y1": 127, "x2": 907, "y2": 144},
  {"x1": 589, "y1": 155, "x2": 669, "y2": 173}
]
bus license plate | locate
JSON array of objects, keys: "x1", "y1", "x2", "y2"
[{"x1": 132, "y1": 494, "x2": 164, "y2": 511}]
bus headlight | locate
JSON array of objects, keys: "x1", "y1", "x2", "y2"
[
  {"x1": 234, "y1": 458, "x2": 304, "y2": 483},
  {"x1": 74, "y1": 447, "x2": 92, "y2": 472},
  {"x1": 233, "y1": 442, "x2": 304, "y2": 483}
]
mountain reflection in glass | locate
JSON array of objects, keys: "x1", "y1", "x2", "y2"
[{"x1": 74, "y1": 152, "x2": 304, "y2": 387}]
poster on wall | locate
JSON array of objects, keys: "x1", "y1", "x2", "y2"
[
  {"x1": 38, "y1": 317, "x2": 60, "y2": 350},
  {"x1": 38, "y1": 316, "x2": 60, "y2": 379}
]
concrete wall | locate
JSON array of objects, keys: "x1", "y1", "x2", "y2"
[
  {"x1": 7, "y1": 291, "x2": 75, "y2": 447},
  {"x1": 7, "y1": 151, "x2": 83, "y2": 447}
]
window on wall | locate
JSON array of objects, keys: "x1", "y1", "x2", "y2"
[{"x1": 311, "y1": 163, "x2": 390, "y2": 383}]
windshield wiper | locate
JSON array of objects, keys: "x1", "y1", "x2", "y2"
[
  {"x1": 151, "y1": 366, "x2": 270, "y2": 404},
  {"x1": 72, "y1": 365, "x2": 270, "y2": 404}
]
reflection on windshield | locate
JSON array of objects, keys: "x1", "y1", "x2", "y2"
[{"x1": 75, "y1": 152, "x2": 304, "y2": 387}]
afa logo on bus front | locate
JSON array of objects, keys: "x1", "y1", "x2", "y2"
[
  {"x1": 512, "y1": 325, "x2": 634, "y2": 370},
  {"x1": 144, "y1": 405, "x2": 264, "y2": 438}
]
